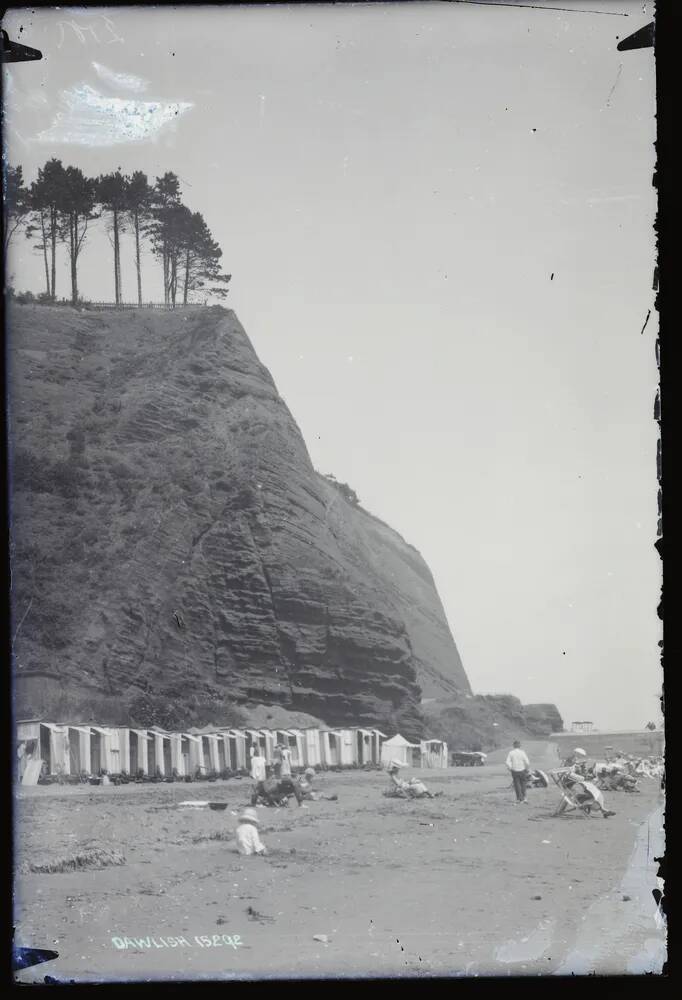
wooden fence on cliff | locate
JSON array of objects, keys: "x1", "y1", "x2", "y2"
[{"x1": 86, "y1": 302, "x2": 199, "y2": 311}]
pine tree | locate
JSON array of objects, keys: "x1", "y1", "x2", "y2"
[
  {"x1": 25, "y1": 159, "x2": 67, "y2": 300},
  {"x1": 125, "y1": 171, "x2": 153, "y2": 306},
  {"x1": 60, "y1": 166, "x2": 98, "y2": 305},
  {"x1": 96, "y1": 170, "x2": 127, "y2": 304},
  {"x1": 2, "y1": 164, "x2": 30, "y2": 255},
  {"x1": 181, "y1": 211, "x2": 231, "y2": 305},
  {"x1": 149, "y1": 172, "x2": 182, "y2": 306}
]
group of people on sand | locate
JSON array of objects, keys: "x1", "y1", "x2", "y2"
[
  {"x1": 233, "y1": 737, "x2": 634, "y2": 856},
  {"x1": 235, "y1": 749, "x2": 339, "y2": 855},
  {"x1": 248, "y1": 748, "x2": 338, "y2": 806},
  {"x1": 566, "y1": 747, "x2": 662, "y2": 791},
  {"x1": 235, "y1": 753, "x2": 441, "y2": 855},
  {"x1": 506, "y1": 740, "x2": 616, "y2": 818}
]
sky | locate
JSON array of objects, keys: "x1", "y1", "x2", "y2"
[{"x1": 2, "y1": 1, "x2": 660, "y2": 731}]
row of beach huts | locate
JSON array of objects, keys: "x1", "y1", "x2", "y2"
[{"x1": 16, "y1": 719, "x2": 448, "y2": 784}]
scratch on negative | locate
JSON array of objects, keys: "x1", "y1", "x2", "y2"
[
  {"x1": 12, "y1": 596, "x2": 33, "y2": 646},
  {"x1": 640, "y1": 309, "x2": 651, "y2": 336},
  {"x1": 606, "y1": 64, "x2": 623, "y2": 107}
]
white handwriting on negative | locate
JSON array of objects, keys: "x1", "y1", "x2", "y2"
[{"x1": 111, "y1": 934, "x2": 244, "y2": 950}]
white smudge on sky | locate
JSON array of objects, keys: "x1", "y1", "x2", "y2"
[
  {"x1": 34, "y1": 85, "x2": 193, "y2": 146},
  {"x1": 92, "y1": 62, "x2": 150, "y2": 93}
]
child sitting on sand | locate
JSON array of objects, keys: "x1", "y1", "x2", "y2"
[{"x1": 235, "y1": 807, "x2": 267, "y2": 856}]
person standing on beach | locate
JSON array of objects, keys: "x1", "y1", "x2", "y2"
[
  {"x1": 280, "y1": 745, "x2": 292, "y2": 778},
  {"x1": 250, "y1": 748, "x2": 267, "y2": 783},
  {"x1": 506, "y1": 740, "x2": 530, "y2": 804},
  {"x1": 273, "y1": 744, "x2": 283, "y2": 779}
]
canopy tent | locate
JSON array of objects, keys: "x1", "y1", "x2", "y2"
[{"x1": 380, "y1": 734, "x2": 421, "y2": 768}]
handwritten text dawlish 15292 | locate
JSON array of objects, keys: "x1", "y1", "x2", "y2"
[{"x1": 111, "y1": 934, "x2": 244, "y2": 951}]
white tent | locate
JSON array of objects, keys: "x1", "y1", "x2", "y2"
[{"x1": 380, "y1": 734, "x2": 421, "y2": 768}]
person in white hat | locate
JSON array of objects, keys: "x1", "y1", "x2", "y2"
[
  {"x1": 563, "y1": 747, "x2": 589, "y2": 776},
  {"x1": 561, "y1": 747, "x2": 587, "y2": 770},
  {"x1": 235, "y1": 807, "x2": 267, "y2": 856},
  {"x1": 386, "y1": 759, "x2": 410, "y2": 796}
]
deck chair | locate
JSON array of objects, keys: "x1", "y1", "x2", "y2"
[{"x1": 550, "y1": 769, "x2": 599, "y2": 818}]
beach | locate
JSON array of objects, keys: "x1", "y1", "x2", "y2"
[{"x1": 13, "y1": 741, "x2": 665, "y2": 981}]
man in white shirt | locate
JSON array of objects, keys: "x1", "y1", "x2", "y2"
[{"x1": 506, "y1": 740, "x2": 531, "y2": 803}]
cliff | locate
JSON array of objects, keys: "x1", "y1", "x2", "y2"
[
  {"x1": 8, "y1": 303, "x2": 470, "y2": 733},
  {"x1": 422, "y1": 695, "x2": 565, "y2": 753}
]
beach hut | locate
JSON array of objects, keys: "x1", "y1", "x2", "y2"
[
  {"x1": 353, "y1": 728, "x2": 376, "y2": 766},
  {"x1": 420, "y1": 739, "x2": 448, "y2": 769},
  {"x1": 275, "y1": 729, "x2": 305, "y2": 768},
  {"x1": 260, "y1": 730, "x2": 276, "y2": 764},
  {"x1": 89, "y1": 725, "x2": 134, "y2": 774},
  {"x1": 245, "y1": 729, "x2": 273, "y2": 764},
  {"x1": 146, "y1": 728, "x2": 172, "y2": 777},
  {"x1": 16, "y1": 720, "x2": 42, "y2": 781},
  {"x1": 129, "y1": 729, "x2": 150, "y2": 775},
  {"x1": 169, "y1": 733, "x2": 184, "y2": 776},
  {"x1": 336, "y1": 729, "x2": 356, "y2": 767},
  {"x1": 201, "y1": 734, "x2": 221, "y2": 773},
  {"x1": 16, "y1": 719, "x2": 41, "y2": 743},
  {"x1": 42, "y1": 723, "x2": 69, "y2": 776},
  {"x1": 109, "y1": 728, "x2": 131, "y2": 774},
  {"x1": 319, "y1": 729, "x2": 340, "y2": 767},
  {"x1": 274, "y1": 729, "x2": 290, "y2": 758},
  {"x1": 64, "y1": 725, "x2": 92, "y2": 776},
  {"x1": 372, "y1": 730, "x2": 387, "y2": 765},
  {"x1": 302, "y1": 727, "x2": 322, "y2": 768},
  {"x1": 16, "y1": 720, "x2": 70, "y2": 777},
  {"x1": 89, "y1": 726, "x2": 111, "y2": 774},
  {"x1": 319, "y1": 729, "x2": 355, "y2": 767},
  {"x1": 380, "y1": 734, "x2": 421, "y2": 768},
  {"x1": 215, "y1": 733, "x2": 229, "y2": 772},
  {"x1": 181, "y1": 733, "x2": 204, "y2": 775},
  {"x1": 226, "y1": 729, "x2": 247, "y2": 770}
]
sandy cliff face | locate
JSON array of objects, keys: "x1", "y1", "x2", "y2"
[{"x1": 9, "y1": 304, "x2": 469, "y2": 729}]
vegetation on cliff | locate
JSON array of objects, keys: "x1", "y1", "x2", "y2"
[
  {"x1": 3, "y1": 161, "x2": 230, "y2": 306},
  {"x1": 423, "y1": 694, "x2": 564, "y2": 752}
]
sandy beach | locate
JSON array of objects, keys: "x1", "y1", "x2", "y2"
[{"x1": 13, "y1": 741, "x2": 665, "y2": 982}]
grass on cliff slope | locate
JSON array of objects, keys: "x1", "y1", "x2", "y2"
[{"x1": 422, "y1": 694, "x2": 564, "y2": 753}]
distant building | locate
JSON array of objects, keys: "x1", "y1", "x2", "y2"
[{"x1": 571, "y1": 721, "x2": 595, "y2": 734}]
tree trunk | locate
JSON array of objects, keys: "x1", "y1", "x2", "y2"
[
  {"x1": 50, "y1": 206, "x2": 57, "y2": 301},
  {"x1": 135, "y1": 213, "x2": 142, "y2": 306},
  {"x1": 183, "y1": 249, "x2": 190, "y2": 305},
  {"x1": 163, "y1": 246, "x2": 169, "y2": 306},
  {"x1": 170, "y1": 255, "x2": 177, "y2": 308},
  {"x1": 113, "y1": 208, "x2": 120, "y2": 305},
  {"x1": 71, "y1": 213, "x2": 78, "y2": 305},
  {"x1": 40, "y1": 211, "x2": 51, "y2": 298}
]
